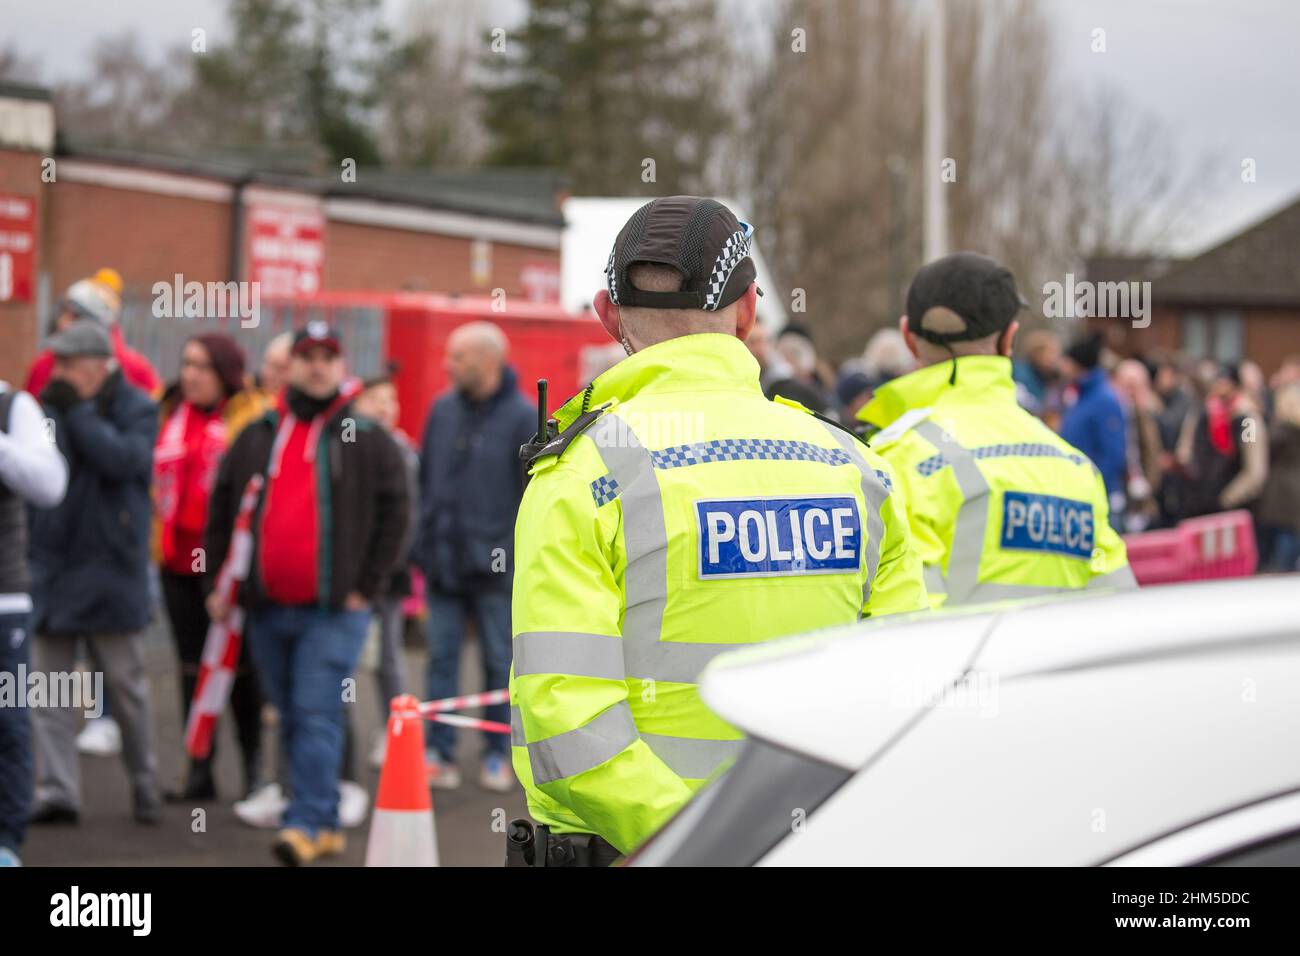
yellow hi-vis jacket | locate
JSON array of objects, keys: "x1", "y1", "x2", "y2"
[
  {"x1": 856, "y1": 355, "x2": 1136, "y2": 607},
  {"x1": 510, "y1": 333, "x2": 927, "y2": 853}
]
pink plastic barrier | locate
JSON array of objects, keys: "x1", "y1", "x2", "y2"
[
  {"x1": 1123, "y1": 509, "x2": 1258, "y2": 585},
  {"x1": 401, "y1": 566, "x2": 427, "y2": 619}
]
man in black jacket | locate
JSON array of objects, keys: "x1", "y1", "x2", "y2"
[
  {"x1": 204, "y1": 322, "x2": 409, "y2": 865},
  {"x1": 415, "y1": 321, "x2": 535, "y2": 793},
  {"x1": 29, "y1": 319, "x2": 162, "y2": 826}
]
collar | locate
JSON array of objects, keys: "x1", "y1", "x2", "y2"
[
  {"x1": 1076, "y1": 366, "x2": 1108, "y2": 393},
  {"x1": 554, "y1": 333, "x2": 761, "y2": 428},
  {"x1": 277, "y1": 378, "x2": 360, "y2": 423},
  {"x1": 858, "y1": 355, "x2": 1016, "y2": 429}
]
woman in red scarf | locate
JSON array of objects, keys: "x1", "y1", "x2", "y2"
[{"x1": 154, "y1": 334, "x2": 269, "y2": 801}]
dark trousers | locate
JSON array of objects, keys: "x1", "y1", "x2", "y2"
[
  {"x1": 160, "y1": 571, "x2": 263, "y2": 784},
  {"x1": 0, "y1": 608, "x2": 32, "y2": 852},
  {"x1": 423, "y1": 586, "x2": 512, "y2": 761}
]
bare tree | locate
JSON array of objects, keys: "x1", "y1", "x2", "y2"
[
  {"x1": 740, "y1": 0, "x2": 922, "y2": 361},
  {"x1": 0, "y1": 45, "x2": 42, "y2": 84},
  {"x1": 373, "y1": 0, "x2": 489, "y2": 167},
  {"x1": 738, "y1": 0, "x2": 1214, "y2": 360},
  {"x1": 1053, "y1": 84, "x2": 1217, "y2": 260},
  {"x1": 53, "y1": 33, "x2": 193, "y2": 149}
]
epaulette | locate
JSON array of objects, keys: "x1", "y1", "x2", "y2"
[
  {"x1": 771, "y1": 393, "x2": 871, "y2": 446},
  {"x1": 518, "y1": 402, "x2": 613, "y2": 479},
  {"x1": 868, "y1": 407, "x2": 933, "y2": 450}
]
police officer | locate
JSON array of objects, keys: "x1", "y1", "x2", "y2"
[
  {"x1": 507, "y1": 197, "x2": 927, "y2": 865},
  {"x1": 856, "y1": 252, "x2": 1136, "y2": 607}
]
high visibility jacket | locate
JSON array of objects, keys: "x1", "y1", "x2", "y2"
[
  {"x1": 510, "y1": 333, "x2": 927, "y2": 853},
  {"x1": 856, "y1": 355, "x2": 1136, "y2": 606}
]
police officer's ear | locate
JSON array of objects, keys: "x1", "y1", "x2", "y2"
[
  {"x1": 1000, "y1": 320, "x2": 1020, "y2": 358},
  {"x1": 733, "y1": 283, "x2": 759, "y2": 341},
  {"x1": 898, "y1": 315, "x2": 921, "y2": 360},
  {"x1": 592, "y1": 289, "x2": 622, "y2": 345}
]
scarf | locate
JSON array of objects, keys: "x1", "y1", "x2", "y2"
[{"x1": 154, "y1": 400, "x2": 228, "y2": 564}]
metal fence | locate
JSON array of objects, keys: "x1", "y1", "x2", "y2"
[{"x1": 113, "y1": 296, "x2": 387, "y2": 385}]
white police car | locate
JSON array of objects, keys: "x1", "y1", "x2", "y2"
[{"x1": 627, "y1": 576, "x2": 1300, "y2": 866}]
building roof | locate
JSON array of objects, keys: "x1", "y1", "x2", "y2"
[
  {"x1": 55, "y1": 138, "x2": 566, "y2": 227},
  {"x1": 1092, "y1": 196, "x2": 1300, "y2": 308},
  {"x1": 0, "y1": 81, "x2": 52, "y2": 102}
]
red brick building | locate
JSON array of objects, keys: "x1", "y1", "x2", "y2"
[
  {"x1": 1086, "y1": 196, "x2": 1300, "y2": 376},
  {"x1": 0, "y1": 81, "x2": 565, "y2": 388}
]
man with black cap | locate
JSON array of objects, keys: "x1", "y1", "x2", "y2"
[
  {"x1": 856, "y1": 252, "x2": 1135, "y2": 607},
  {"x1": 507, "y1": 196, "x2": 926, "y2": 865},
  {"x1": 204, "y1": 320, "x2": 410, "y2": 865}
]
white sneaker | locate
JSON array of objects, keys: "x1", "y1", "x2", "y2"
[
  {"x1": 479, "y1": 754, "x2": 515, "y2": 793},
  {"x1": 233, "y1": 782, "x2": 287, "y2": 829},
  {"x1": 367, "y1": 731, "x2": 387, "y2": 770},
  {"x1": 425, "y1": 752, "x2": 462, "y2": 791},
  {"x1": 76, "y1": 717, "x2": 122, "y2": 757},
  {"x1": 338, "y1": 780, "x2": 370, "y2": 829}
]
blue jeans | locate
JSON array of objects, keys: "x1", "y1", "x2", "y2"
[
  {"x1": 1260, "y1": 525, "x2": 1300, "y2": 573},
  {"x1": 423, "y1": 588, "x2": 512, "y2": 762},
  {"x1": 248, "y1": 604, "x2": 369, "y2": 835},
  {"x1": 0, "y1": 609, "x2": 32, "y2": 852}
]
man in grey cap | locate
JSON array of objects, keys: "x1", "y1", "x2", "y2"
[
  {"x1": 855, "y1": 252, "x2": 1135, "y2": 607},
  {"x1": 29, "y1": 318, "x2": 163, "y2": 825}
]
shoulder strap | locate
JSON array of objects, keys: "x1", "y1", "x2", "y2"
[
  {"x1": 771, "y1": 393, "x2": 871, "y2": 447},
  {"x1": 869, "y1": 407, "x2": 934, "y2": 450},
  {"x1": 518, "y1": 402, "x2": 612, "y2": 474}
]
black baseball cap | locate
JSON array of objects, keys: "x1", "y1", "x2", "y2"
[
  {"x1": 906, "y1": 252, "x2": 1027, "y2": 345},
  {"x1": 292, "y1": 319, "x2": 342, "y2": 356},
  {"x1": 605, "y1": 196, "x2": 758, "y2": 312}
]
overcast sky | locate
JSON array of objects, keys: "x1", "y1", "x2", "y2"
[{"x1": 7, "y1": 0, "x2": 1298, "y2": 254}]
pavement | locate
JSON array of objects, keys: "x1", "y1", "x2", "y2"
[{"x1": 21, "y1": 611, "x2": 528, "y2": 867}]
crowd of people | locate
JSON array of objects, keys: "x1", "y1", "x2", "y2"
[
  {"x1": 746, "y1": 320, "x2": 1300, "y2": 573},
  {"x1": 2, "y1": 263, "x2": 1298, "y2": 867},
  {"x1": 0, "y1": 269, "x2": 535, "y2": 866}
]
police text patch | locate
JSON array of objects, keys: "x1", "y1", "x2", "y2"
[
  {"x1": 697, "y1": 496, "x2": 862, "y2": 578},
  {"x1": 1000, "y1": 491, "x2": 1094, "y2": 560}
]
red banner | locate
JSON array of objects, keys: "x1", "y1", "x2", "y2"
[
  {"x1": 247, "y1": 203, "x2": 324, "y2": 298},
  {"x1": 0, "y1": 192, "x2": 37, "y2": 303},
  {"x1": 520, "y1": 259, "x2": 560, "y2": 304}
]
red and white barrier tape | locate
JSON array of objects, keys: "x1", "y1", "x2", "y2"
[
  {"x1": 417, "y1": 688, "x2": 510, "y2": 715},
  {"x1": 427, "y1": 712, "x2": 512, "y2": 735}
]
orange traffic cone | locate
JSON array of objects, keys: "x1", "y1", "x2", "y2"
[{"x1": 365, "y1": 694, "x2": 439, "y2": 866}]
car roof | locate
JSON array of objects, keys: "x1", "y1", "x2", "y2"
[
  {"x1": 699, "y1": 576, "x2": 1300, "y2": 866},
  {"x1": 700, "y1": 576, "x2": 1300, "y2": 770},
  {"x1": 760, "y1": 647, "x2": 1300, "y2": 865}
]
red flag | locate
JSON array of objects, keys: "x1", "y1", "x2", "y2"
[{"x1": 185, "y1": 474, "x2": 263, "y2": 759}]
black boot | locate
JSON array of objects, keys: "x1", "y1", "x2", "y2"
[
  {"x1": 241, "y1": 746, "x2": 268, "y2": 799},
  {"x1": 165, "y1": 757, "x2": 217, "y2": 802}
]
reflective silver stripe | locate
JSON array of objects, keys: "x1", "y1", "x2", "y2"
[
  {"x1": 528, "y1": 701, "x2": 638, "y2": 785},
  {"x1": 818, "y1": 423, "x2": 890, "y2": 613},
  {"x1": 1087, "y1": 564, "x2": 1139, "y2": 590},
  {"x1": 624, "y1": 640, "x2": 736, "y2": 684},
  {"x1": 590, "y1": 413, "x2": 668, "y2": 664},
  {"x1": 513, "y1": 631, "x2": 625, "y2": 681},
  {"x1": 588, "y1": 414, "x2": 758, "y2": 684},
  {"x1": 914, "y1": 421, "x2": 990, "y2": 605},
  {"x1": 642, "y1": 733, "x2": 745, "y2": 780},
  {"x1": 923, "y1": 564, "x2": 947, "y2": 595},
  {"x1": 510, "y1": 706, "x2": 525, "y2": 747}
]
